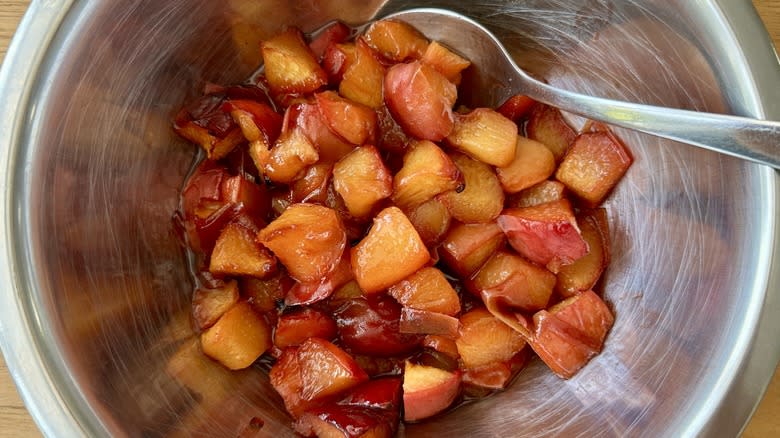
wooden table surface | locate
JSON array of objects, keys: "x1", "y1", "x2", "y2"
[{"x1": 0, "y1": 1, "x2": 779, "y2": 436}]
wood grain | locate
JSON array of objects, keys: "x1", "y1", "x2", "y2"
[{"x1": 0, "y1": 1, "x2": 777, "y2": 437}]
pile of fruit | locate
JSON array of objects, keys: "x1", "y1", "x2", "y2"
[{"x1": 173, "y1": 17, "x2": 632, "y2": 437}]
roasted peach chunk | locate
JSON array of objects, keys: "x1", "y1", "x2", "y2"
[
  {"x1": 455, "y1": 308, "x2": 526, "y2": 370},
  {"x1": 497, "y1": 94, "x2": 535, "y2": 122},
  {"x1": 334, "y1": 295, "x2": 423, "y2": 357},
  {"x1": 323, "y1": 42, "x2": 357, "y2": 85},
  {"x1": 333, "y1": 145, "x2": 393, "y2": 218},
  {"x1": 402, "y1": 361, "x2": 461, "y2": 422},
  {"x1": 220, "y1": 174, "x2": 270, "y2": 219},
  {"x1": 254, "y1": 127, "x2": 319, "y2": 184},
  {"x1": 257, "y1": 204, "x2": 347, "y2": 283},
  {"x1": 440, "y1": 153, "x2": 504, "y2": 223},
  {"x1": 445, "y1": 108, "x2": 518, "y2": 167},
  {"x1": 192, "y1": 280, "x2": 240, "y2": 330},
  {"x1": 530, "y1": 290, "x2": 614, "y2": 378},
  {"x1": 274, "y1": 308, "x2": 338, "y2": 349},
  {"x1": 555, "y1": 131, "x2": 633, "y2": 207},
  {"x1": 297, "y1": 337, "x2": 369, "y2": 401},
  {"x1": 340, "y1": 39, "x2": 385, "y2": 109},
  {"x1": 308, "y1": 21, "x2": 351, "y2": 61},
  {"x1": 350, "y1": 207, "x2": 430, "y2": 294},
  {"x1": 387, "y1": 267, "x2": 460, "y2": 316},
  {"x1": 200, "y1": 301, "x2": 272, "y2": 370},
  {"x1": 363, "y1": 19, "x2": 429, "y2": 62},
  {"x1": 496, "y1": 136, "x2": 556, "y2": 194},
  {"x1": 526, "y1": 103, "x2": 576, "y2": 161},
  {"x1": 315, "y1": 91, "x2": 378, "y2": 146},
  {"x1": 506, "y1": 180, "x2": 566, "y2": 209},
  {"x1": 269, "y1": 347, "x2": 312, "y2": 418},
  {"x1": 209, "y1": 222, "x2": 277, "y2": 278},
  {"x1": 422, "y1": 335, "x2": 460, "y2": 360},
  {"x1": 391, "y1": 140, "x2": 462, "y2": 210},
  {"x1": 399, "y1": 308, "x2": 460, "y2": 338},
  {"x1": 420, "y1": 41, "x2": 471, "y2": 85},
  {"x1": 406, "y1": 198, "x2": 452, "y2": 246},
  {"x1": 471, "y1": 250, "x2": 556, "y2": 312},
  {"x1": 290, "y1": 163, "x2": 332, "y2": 205},
  {"x1": 498, "y1": 199, "x2": 589, "y2": 273},
  {"x1": 439, "y1": 221, "x2": 505, "y2": 278},
  {"x1": 384, "y1": 61, "x2": 457, "y2": 141},
  {"x1": 261, "y1": 27, "x2": 327, "y2": 95},
  {"x1": 556, "y1": 209, "x2": 610, "y2": 298},
  {"x1": 292, "y1": 102, "x2": 355, "y2": 164},
  {"x1": 240, "y1": 272, "x2": 291, "y2": 313}
]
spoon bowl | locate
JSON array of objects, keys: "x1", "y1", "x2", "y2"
[{"x1": 386, "y1": 8, "x2": 780, "y2": 168}]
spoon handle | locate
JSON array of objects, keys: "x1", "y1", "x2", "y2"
[{"x1": 526, "y1": 80, "x2": 780, "y2": 169}]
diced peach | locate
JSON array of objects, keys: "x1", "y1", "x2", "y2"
[
  {"x1": 309, "y1": 21, "x2": 351, "y2": 60},
  {"x1": 526, "y1": 103, "x2": 576, "y2": 161},
  {"x1": 556, "y1": 209, "x2": 610, "y2": 298},
  {"x1": 384, "y1": 61, "x2": 457, "y2": 141},
  {"x1": 402, "y1": 361, "x2": 461, "y2": 421},
  {"x1": 274, "y1": 308, "x2": 338, "y2": 349},
  {"x1": 497, "y1": 199, "x2": 589, "y2": 272},
  {"x1": 258, "y1": 204, "x2": 347, "y2": 283},
  {"x1": 363, "y1": 19, "x2": 429, "y2": 62},
  {"x1": 340, "y1": 39, "x2": 386, "y2": 109},
  {"x1": 192, "y1": 280, "x2": 240, "y2": 330},
  {"x1": 270, "y1": 347, "x2": 313, "y2": 418},
  {"x1": 181, "y1": 161, "x2": 228, "y2": 220},
  {"x1": 497, "y1": 94, "x2": 535, "y2": 122},
  {"x1": 220, "y1": 174, "x2": 270, "y2": 219},
  {"x1": 471, "y1": 251, "x2": 556, "y2": 312},
  {"x1": 407, "y1": 198, "x2": 452, "y2": 246},
  {"x1": 455, "y1": 308, "x2": 526, "y2": 370},
  {"x1": 391, "y1": 140, "x2": 462, "y2": 210},
  {"x1": 290, "y1": 163, "x2": 332, "y2": 205},
  {"x1": 462, "y1": 361, "x2": 512, "y2": 390},
  {"x1": 223, "y1": 99, "x2": 283, "y2": 144},
  {"x1": 176, "y1": 122, "x2": 245, "y2": 160},
  {"x1": 201, "y1": 301, "x2": 272, "y2": 370},
  {"x1": 496, "y1": 136, "x2": 556, "y2": 194},
  {"x1": 555, "y1": 131, "x2": 633, "y2": 207},
  {"x1": 294, "y1": 405, "x2": 396, "y2": 438},
  {"x1": 423, "y1": 335, "x2": 460, "y2": 360},
  {"x1": 420, "y1": 41, "x2": 470, "y2": 85},
  {"x1": 334, "y1": 295, "x2": 423, "y2": 357},
  {"x1": 445, "y1": 108, "x2": 518, "y2": 167},
  {"x1": 333, "y1": 145, "x2": 393, "y2": 218},
  {"x1": 316, "y1": 91, "x2": 378, "y2": 146},
  {"x1": 439, "y1": 221, "x2": 505, "y2": 278},
  {"x1": 350, "y1": 207, "x2": 430, "y2": 294},
  {"x1": 261, "y1": 27, "x2": 327, "y2": 95},
  {"x1": 297, "y1": 338, "x2": 369, "y2": 401},
  {"x1": 530, "y1": 291, "x2": 613, "y2": 379},
  {"x1": 439, "y1": 153, "x2": 504, "y2": 223},
  {"x1": 240, "y1": 272, "x2": 292, "y2": 313},
  {"x1": 295, "y1": 377, "x2": 402, "y2": 438},
  {"x1": 375, "y1": 105, "x2": 410, "y2": 154},
  {"x1": 285, "y1": 251, "x2": 354, "y2": 306},
  {"x1": 329, "y1": 279, "x2": 365, "y2": 303},
  {"x1": 254, "y1": 128, "x2": 319, "y2": 184},
  {"x1": 209, "y1": 221, "x2": 277, "y2": 278},
  {"x1": 387, "y1": 267, "x2": 460, "y2": 315},
  {"x1": 506, "y1": 180, "x2": 566, "y2": 209},
  {"x1": 293, "y1": 102, "x2": 355, "y2": 164},
  {"x1": 323, "y1": 42, "x2": 356, "y2": 85},
  {"x1": 399, "y1": 308, "x2": 460, "y2": 338}
]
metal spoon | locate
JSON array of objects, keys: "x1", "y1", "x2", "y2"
[{"x1": 384, "y1": 8, "x2": 780, "y2": 169}]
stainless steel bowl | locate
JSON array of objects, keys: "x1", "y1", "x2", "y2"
[{"x1": 1, "y1": 0, "x2": 779, "y2": 436}]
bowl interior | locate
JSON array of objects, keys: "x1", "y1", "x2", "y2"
[{"x1": 12, "y1": 0, "x2": 776, "y2": 436}]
